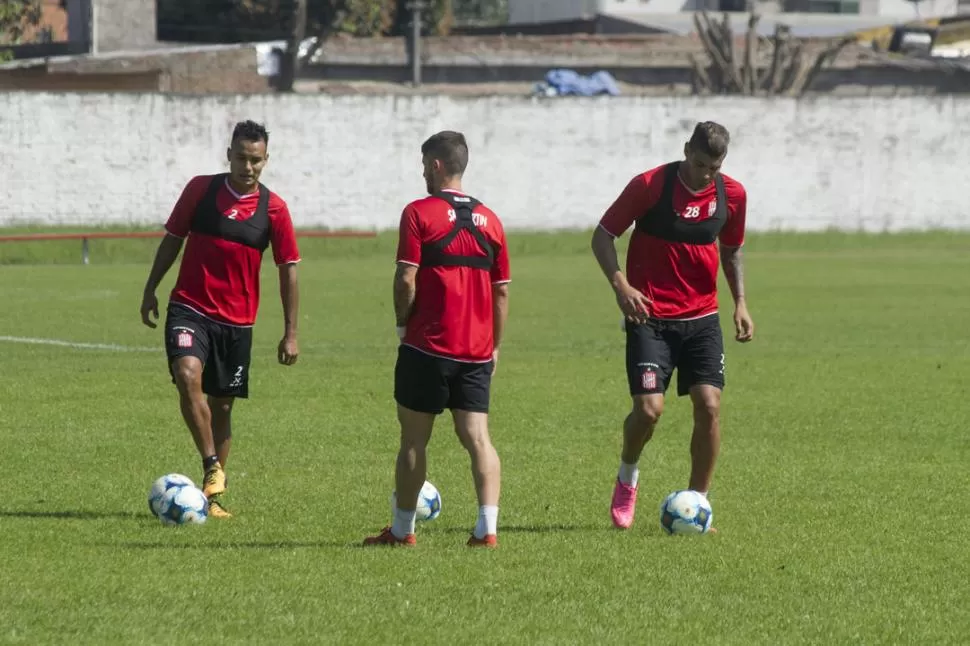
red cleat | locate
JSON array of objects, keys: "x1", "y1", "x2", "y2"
[
  {"x1": 467, "y1": 534, "x2": 498, "y2": 548},
  {"x1": 363, "y1": 526, "x2": 416, "y2": 547}
]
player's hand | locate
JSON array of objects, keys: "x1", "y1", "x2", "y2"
[
  {"x1": 278, "y1": 336, "x2": 299, "y2": 365},
  {"x1": 140, "y1": 291, "x2": 159, "y2": 329},
  {"x1": 733, "y1": 301, "x2": 754, "y2": 342},
  {"x1": 615, "y1": 284, "x2": 651, "y2": 324},
  {"x1": 491, "y1": 348, "x2": 500, "y2": 376}
]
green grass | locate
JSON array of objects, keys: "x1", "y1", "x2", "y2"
[{"x1": 1, "y1": 230, "x2": 968, "y2": 645}]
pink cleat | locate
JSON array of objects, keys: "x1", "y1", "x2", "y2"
[{"x1": 611, "y1": 478, "x2": 638, "y2": 529}]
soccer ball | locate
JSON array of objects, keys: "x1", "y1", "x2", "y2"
[
  {"x1": 148, "y1": 473, "x2": 196, "y2": 518},
  {"x1": 389, "y1": 480, "x2": 442, "y2": 522},
  {"x1": 659, "y1": 490, "x2": 713, "y2": 535},
  {"x1": 157, "y1": 484, "x2": 208, "y2": 526}
]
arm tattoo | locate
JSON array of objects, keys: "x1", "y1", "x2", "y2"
[
  {"x1": 720, "y1": 245, "x2": 745, "y2": 302},
  {"x1": 393, "y1": 264, "x2": 416, "y2": 327}
]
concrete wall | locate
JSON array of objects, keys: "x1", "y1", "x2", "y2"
[
  {"x1": 1, "y1": 92, "x2": 967, "y2": 232},
  {"x1": 92, "y1": 0, "x2": 156, "y2": 52}
]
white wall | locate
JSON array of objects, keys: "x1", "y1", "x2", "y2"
[{"x1": 2, "y1": 92, "x2": 968, "y2": 232}]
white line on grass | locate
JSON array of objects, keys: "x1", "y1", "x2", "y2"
[{"x1": 0, "y1": 336, "x2": 159, "y2": 353}]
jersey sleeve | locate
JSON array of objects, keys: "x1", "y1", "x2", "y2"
[
  {"x1": 719, "y1": 183, "x2": 747, "y2": 247},
  {"x1": 598, "y1": 172, "x2": 661, "y2": 238},
  {"x1": 269, "y1": 198, "x2": 301, "y2": 265},
  {"x1": 395, "y1": 204, "x2": 422, "y2": 267},
  {"x1": 489, "y1": 217, "x2": 511, "y2": 285},
  {"x1": 164, "y1": 176, "x2": 208, "y2": 238}
]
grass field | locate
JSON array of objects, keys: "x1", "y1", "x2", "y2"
[{"x1": 1, "y1": 230, "x2": 968, "y2": 645}]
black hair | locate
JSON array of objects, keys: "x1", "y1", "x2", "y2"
[
  {"x1": 688, "y1": 121, "x2": 730, "y2": 158},
  {"x1": 421, "y1": 131, "x2": 469, "y2": 176},
  {"x1": 231, "y1": 120, "x2": 269, "y2": 146}
]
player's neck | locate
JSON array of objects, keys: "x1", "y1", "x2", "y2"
[
  {"x1": 677, "y1": 161, "x2": 712, "y2": 193},
  {"x1": 227, "y1": 176, "x2": 258, "y2": 196},
  {"x1": 437, "y1": 178, "x2": 463, "y2": 194}
]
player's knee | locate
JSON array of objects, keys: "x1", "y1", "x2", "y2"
[
  {"x1": 399, "y1": 429, "x2": 430, "y2": 451},
  {"x1": 632, "y1": 399, "x2": 663, "y2": 428},
  {"x1": 692, "y1": 395, "x2": 720, "y2": 423},
  {"x1": 211, "y1": 398, "x2": 233, "y2": 415},
  {"x1": 459, "y1": 428, "x2": 493, "y2": 456},
  {"x1": 172, "y1": 362, "x2": 201, "y2": 390}
]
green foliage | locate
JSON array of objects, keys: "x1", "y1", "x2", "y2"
[
  {"x1": 0, "y1": 0, "x2": 42, "y2": 45},
  {"x1": 156, "y1": 0, "x2": 506, "y2": 39}
]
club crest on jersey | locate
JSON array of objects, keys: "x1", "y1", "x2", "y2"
[
  {"x1": 708, "y1": 200, "x2": 718, "y2": 217},
  {"x1": 177, "y1": 332, "x2": 193, "y2": 348}
]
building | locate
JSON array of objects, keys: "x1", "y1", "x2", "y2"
[{"x1": 507, "y1": 0, "x2": 966, "y2": 37}]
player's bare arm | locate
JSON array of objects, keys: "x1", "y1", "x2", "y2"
[
  {"x1": 393, "y1": 262, "x2": 418, "y2": 333},
  {"x1": 277, "y1": 263, "x2": 300, "y2": 365},
  {"x1": 720, "y1": 243, "x2": 754, "y2": 342},
  {"x1": 140, "y1": 234, "x2": 185, "y2": 328},
  {"x1": 491, "y1": 282, "x2": 509, "y2": 374},
  {"x1": 590, "y1": 226, "x2": 651, "y2": 324}
]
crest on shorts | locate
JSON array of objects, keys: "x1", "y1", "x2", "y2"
[
  {"x1": 177, "y1": 332, "x2": 193, "y2": 348},
  {"x1": 641, "y1": 369, "x2": 657, "y2": 390}
]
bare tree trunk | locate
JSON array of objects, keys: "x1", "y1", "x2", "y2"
[
  {"x1": 690, "y1": 53, "x2": 713, "y2": 95},
  {"x1": 795, "y1": 36, "x2": 853, "y2": 96},
  {"x1": 743, "y1": 12, "x2": 759, "y2": 94},
  {"x1": 690, "y1": 10, "x2": 850, "y2": 96},
  {"x1": 761, "y1": 24, "x2": 790, "y2": 93},
  {"x1": 277, "y1": 0, "x2": 308, "y2": 93}
]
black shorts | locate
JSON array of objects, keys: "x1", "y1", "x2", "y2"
[
  {"x1": 625, "y1": 314, "x2": 725, "y2": 397},
  {"x1": 394, "y1": 345, "x2": 493, "y2": 415},
  {"x1": 164, "y1": 303, "x2": 253, "y2": 399}
]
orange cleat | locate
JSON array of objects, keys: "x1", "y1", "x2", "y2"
[{"x1": 467, "y1": 534, "x2": 498, "y2": 548}]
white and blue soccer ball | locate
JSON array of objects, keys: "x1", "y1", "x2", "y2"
[
  {"x1": 659, "y1": 490, "x2": 713, "y2": 535},
  {"x1": 157, "y1": 484, "x2": 209, "y2": 526},
  {"x1": 390, "y1": 480, "x2": 442, "y2": 522},
  {"x1": 148, "y1": 473, "x2": 195, "y2": 518}
]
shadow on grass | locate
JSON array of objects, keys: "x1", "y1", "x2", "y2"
[
  {"x1": 433, "y1": 523, "x2": 604, "y2": 534},
  {"x1": 0, "y1": 509, "x2": 143, "y2": 521},
  {"x1": 114, "y1": 539, "x2": 355, "y2": 550}
]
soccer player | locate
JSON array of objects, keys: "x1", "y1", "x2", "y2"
[
  {"x1": 591, "y1": 121, "x2": 754, "y2": 531},
  {"x1": 139, "y1": 120, "x2": 301, "y2": 519},
  {"x1": 363, "y1": 131, "x2": 511, "y2": 548}
]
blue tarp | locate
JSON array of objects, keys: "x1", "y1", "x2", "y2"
[{"x1": 533, "y1": 69, "x2": 621, "y2": 97}]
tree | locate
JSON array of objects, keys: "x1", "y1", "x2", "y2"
[
  {"x1": 689, "y1": 11, "x2": 853, "y2": 97},
  {"x1": 0, "y1": 0, "x2": 42, "y2": 61}
]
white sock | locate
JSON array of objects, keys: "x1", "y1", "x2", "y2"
[
  {"x1": 618, "y1": 461, "x2": 639, "y2": 487},
  {"x1": 391, "y1": 507, "x2": 417, "y2": 539},
  {"x1": 473, "y1": 505, "x2": 498, "y2": 539}
]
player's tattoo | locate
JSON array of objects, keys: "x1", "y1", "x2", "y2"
[
  {"x1": 393, "y1": 264, "x2": 417, "y2": 327},
  {"x1": 720, "y1": 244, "x2": 745, "y2": 301}
]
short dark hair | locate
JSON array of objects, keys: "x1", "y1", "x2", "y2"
[
  {"x1": 688, "y1": 121, "x2": 730, "y2": 158},
  {"x1": 421, "y1": 131, "x2": 469, "y2": 176},
  {"x1": 231, "y1": 120, "x2": 269, "y2": 146}
]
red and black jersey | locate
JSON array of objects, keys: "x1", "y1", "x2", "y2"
[
  {"x1": 164, "y1": 174, "x2": 301, "y2": 327},
  {"x1": 396, "y1": 189, "x2": 511, "y2": 363},
  {"x1": 599, "y1": 162, "x2": 747, "y2": 320}
]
